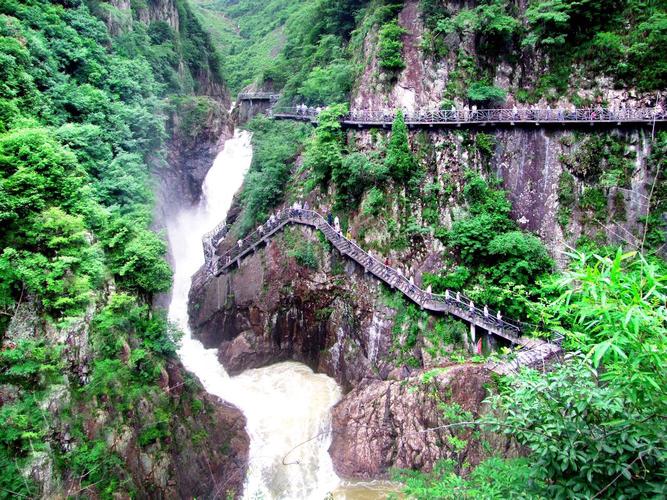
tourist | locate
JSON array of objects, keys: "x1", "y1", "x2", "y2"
[{"x1": 334, "y1": 215, "x2": 341, "y2": 232}]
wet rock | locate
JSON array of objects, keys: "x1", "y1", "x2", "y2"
[
  {"x1": 329, "y1": 365, "x2": 520, "y2": 479},
  {"x1": 190, "y1": 227, "x2": 396, "y2": 389}
]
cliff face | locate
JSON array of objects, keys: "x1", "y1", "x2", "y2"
[
  {"x1": 5, "y1": 296, "x2": 248, "y2": 498},
  {"x1": 189, "y1": 225, "x2": 397, "y2": 392},
  {"x1": 351, "y1": 0, "x2": 659, "y2": 257}
]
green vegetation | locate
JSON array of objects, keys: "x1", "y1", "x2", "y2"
[
  {"x1": 385, "y1": 110, "x2": 417, "y2": 183},
  {"x1": 395, "y1": 457, "x2": 536, "y2": 499},
  {"x1": 304, "y1": 104, "x2": 348, "y2": 188},
  {"x1": 384, "y1": 290, "x2": 466, "y2": 367},
  {"x1": 401, "y1": 249, "x2": 667, "y2": 498},
  {"x1": 283, "y1": 228, "x2": 320, "y2": 270},
  {"x1": 420, "y1": 0, "x2": 667, "y2": 101},
  {"x1": 194, "y1": 0, "x2": 372, "y2": 101},
  {"x1": 0, "y1": 340, "x2": 63, "y2": 497},
  {"x1": 424, "y1": 172, "x2": 553, "y2": 319},
  {"x1": 466, "y1": 82, "x2": 506, "y2": 106},
  {"x1": 378, "y1": 19, "x2": 406, "y2": 72},
  {"x1": 0, "y1": 0, "x2": 223, "y2": 495},
  {"x1": 239, "y1": 115, "x2": 310, "y2": 234}
]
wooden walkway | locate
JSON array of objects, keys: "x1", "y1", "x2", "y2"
[
  {"x1": 195, "y1": 209, "x2": 563, "y2": 353},
  {"x1": 271, "y1": 106, "x2": 667, "y2": 128}
]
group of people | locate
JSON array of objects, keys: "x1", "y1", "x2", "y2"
[
  {"x1": 289, "y1": 102, "x2": 666, "y2": 123},
  {"x1": 294, "y1": 104, "x2": 322, "y2": 116}
]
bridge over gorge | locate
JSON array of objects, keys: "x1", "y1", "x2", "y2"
[
  {"x1": 271, "y1": 106, "x2": 667, "y2": 128},
  {"x1": 192, "y1": 209, "x2": 564, "y2": 372}
]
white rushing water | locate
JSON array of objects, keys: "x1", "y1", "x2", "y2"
[{"x1": 165, "y1": 130, "x2": 343, "y2": 499}]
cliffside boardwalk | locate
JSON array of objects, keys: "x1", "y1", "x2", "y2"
[
  {"x1": 271, "y1": 106, "x2": 667, "y2": 128},
  {"x1": 235, "y1": 94, "x2": 666, "y2": 128},
  {"x1": 194, "y1": 208, "x2": 563, "y2": 372}
]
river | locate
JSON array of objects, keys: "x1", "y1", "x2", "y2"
[
  {"x1": 165, "y1": 130, "x2": 402, "y2": 499},
  {"x1": 165, "y1": 130, "x2": 345, "y2": 499}
]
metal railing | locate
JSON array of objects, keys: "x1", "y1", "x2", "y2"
[
  {"x1": 270, "y1": 106, "x2": 666, "y2": 125},
  {"x1": 195, "y1": 208, "x2": 564, "y2": 346},
  {"x1": 238, "y1": 92, "x2": 281, "y2": 101}
]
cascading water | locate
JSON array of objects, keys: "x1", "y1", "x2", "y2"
[{"x1": 165, "y1": 130, "x2": 343, "y2": 499}]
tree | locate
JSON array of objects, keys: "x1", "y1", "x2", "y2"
[
  {"x1": 304, "y1": 103, "x2": 347, "y2": 186},
  {"x1": 485, "y1": 249, "x2": 667, "y2": 498},
  {"x1": 487, "y1": 231, "x2": 553, "y2": 285},
  {"x1": 378, "y1": 20, "x2": 407, "y2": 71},
  {"x1": 467, "y1": 82, "x2": 507, "y2": 106},
  {"x1": 385, "y1": 110, "x2": 416, "y2": 183},
  {"x1": 332, "y1": 152, "x2": 387, "y2": 208}
]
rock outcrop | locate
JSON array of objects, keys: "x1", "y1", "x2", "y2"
[
  {"x1": 189, "y1": 225, "x2": 398, "y2": 391},
  {"x1": 329, "y1": 364, "x2": 521, "y2": 478}
]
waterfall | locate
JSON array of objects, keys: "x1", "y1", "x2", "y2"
[{"x1": 165, "y1": 130, "x2": 342, "y2": 499}]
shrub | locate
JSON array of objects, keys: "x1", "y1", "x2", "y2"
[
  {"x1": 487, "y1": 231, "x2": 554, "y2": 285},
  {"x1": 303, "y1": 104, "x2": 348, "y2": 187},
  {"x1": 362, "y1": 186, "x2": 386, "y2": 216},
  {"x1": 299, "y1": 61, "x2": 356, "y2": 105},
  {"x1": 378, "y1": 20, "x2": 407, "y2": 71},
  {"x1": 466, "y1": 82, "x2": 507, "y2": 106},
  {"x1": 385, "y1": 110, "x2": 416, "y2": 183}
]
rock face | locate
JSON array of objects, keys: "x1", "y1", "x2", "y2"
[
  {"x1": 150, "y1": 362, "x2": 249, "y2": 499},
  {"x1": 329, "y1": 364, "x2": 520, "y2": 478},
  {"x1": 235, "y1": 99, "x2": 274, "y2": 124},
  {"x1": 85, "y1": 359, "x2": 249, "y2": 499},
  {"x1": 189, "y1": 226, "x2": 397, "y2": 391},
  {"x1": 161, "y1": 95, "x2": 233, "y2": 212}
]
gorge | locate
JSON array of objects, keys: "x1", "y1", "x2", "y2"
[{"x1": 0, "y1": 0, "x2": 665, "y2": 499}]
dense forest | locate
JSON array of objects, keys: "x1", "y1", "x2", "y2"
[
  {"x1": 0, "y1": 0, "x2": 240, "y2": 497},
  {"x1": 1, "y1": 0, "x2": 666, "y2": 498}
]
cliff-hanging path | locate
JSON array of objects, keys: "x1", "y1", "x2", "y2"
[
  {"x1": 271, "y1": 106, "x2": 667, "y2": 128},
  {"x1": 236, "y1": 94, "x2": 666, "y2": 128},
  {"x1": 193, "y1": 208, "x2": 563, "y2": 373}
]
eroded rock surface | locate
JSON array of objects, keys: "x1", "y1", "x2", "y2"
[
  {"x1": 329, "y1": 364, "x2": 520, "y2": 478},
  {"x1": 190, "y1": 226, "x2": 397, "y2": 390}
]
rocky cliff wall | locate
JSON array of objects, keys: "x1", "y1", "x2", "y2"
[
  {"x1": 329, "y1": 364, "x2": 522, "y2": 478},
  {"x1": 352, "y1": 0, "x2": 664, "y2": 113},
  {"x1": 189, "y1": 225, "x2": 398, "y2": 392}
]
